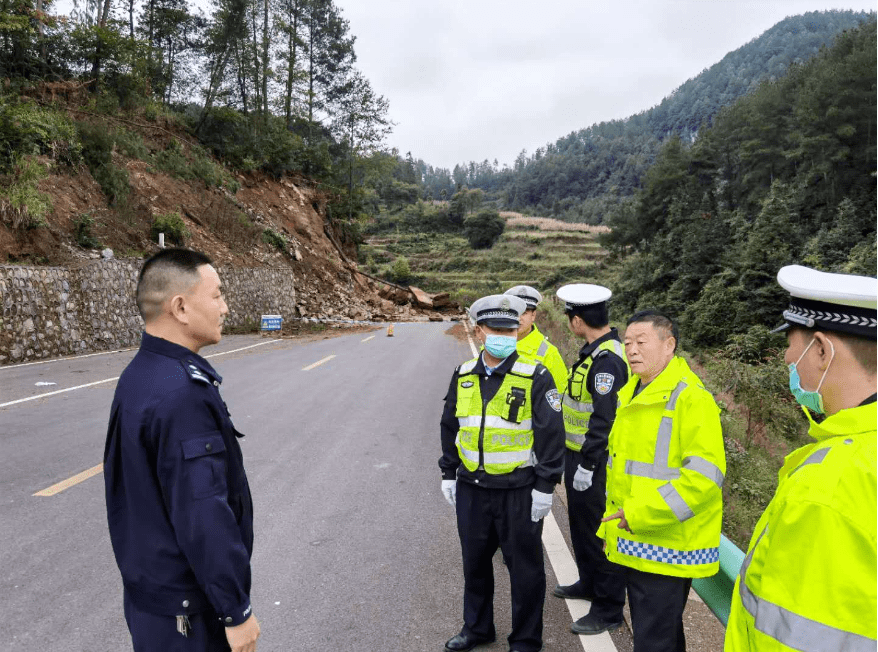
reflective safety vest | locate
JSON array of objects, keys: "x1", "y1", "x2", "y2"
[
  {"x1": 517, "y1": 325, "x2": 567, "y2": 393},
  {"x1": 455, "y1": 356, "x2": 537, "y2": 475},
  {"x1": 562, "y1": 338, "x2": 629, "y2": 452},
  {"x1": 597, "y1": 356, "x2": 725, "y2": 578},
  {"x1": 724, "y1": 401, "x2": 877, "y2": 652}
]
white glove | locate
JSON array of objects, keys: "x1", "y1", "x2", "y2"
[
  {"x1": 531, "y1": 489, "x2": 553, "y2": 522},
  {"x1": 441, "y1": 479, "x2": 457, "y2": 507},
  {"x1": 572, "y1": 465, "x2": 594, "y2": 492}
]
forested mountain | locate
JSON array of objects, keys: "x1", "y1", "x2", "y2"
[
  {"x1": 412, "y1": 10, "x2": 873, "y2": 222},
  {"x1": 603, "y1": 18, "x2": 876, "y2": 347}
]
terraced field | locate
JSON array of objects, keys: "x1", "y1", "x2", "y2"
[{"x1": 359, "y1": 217, "x2": 610, "y2": 306}]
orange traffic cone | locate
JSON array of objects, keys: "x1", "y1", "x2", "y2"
[{"x1": 387, "y1": 324, "x2": 394, "y2": 337}]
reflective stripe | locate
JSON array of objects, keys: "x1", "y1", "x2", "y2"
[
  {"x1": 790, "y1": 447, "x2": 830, "y2": 476},
  {"x1": 483, "y1": 450, "x2": 532, "y2": 464},
  {"x1": 608, "y1": 340, "x2": 624, "y2": 359},
  {"x1": 566, "y1": 431, "x2": 586, "y2": 446},
  {"x1": 458, "y1": 415, "x2": 533, "y2": 431},
  {"x1": 511, "y1": 361, "x2": 537, "y2": 376},
  {"x1": 607, "y1": 455, "x2": 613, "y2": 469},
  {"x1": 616, "y1": 537, "x2": 718, "y2": 566},
  {"x1": 739, "y1": 527, "x2": 875, "y2": 651},
  {"x1": 536, "y1": 339, "x2": 549, "y2": 357},
  {"x1": 562, "y1": 394, "x2": 594, "y2": 413},
  {"x1": 659, "y1": 482, "x2": 694, "y2": 521},
  {"x1": 625, "y1": 460, "x2": 680, "y2": 480},
  {"x1": 459, "y1": 360, "x2": 477, "y2": 374},
  {"x1": 683, "y1": 456, "x2": 725, "y2": 487},
  {"x1": 623, "y1": 381, "x2": 688, "y2": 481}
]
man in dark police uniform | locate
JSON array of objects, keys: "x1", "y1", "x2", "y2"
[{"x1": 104, "y1": 248, "x2": 260, "y2": 652}]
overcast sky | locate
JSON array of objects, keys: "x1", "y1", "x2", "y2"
[{"x1": 335, "y1": 0, "x2": 876, "y2": 170}]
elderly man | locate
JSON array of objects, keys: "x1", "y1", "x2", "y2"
[
  {"x1": 598, "y1": 309, "x2": 725, "y2": 652},
  {"x1": 439, "y1": 294, "x2": 565, "y2": 652},
  {"x1": 725, "y1": 265, "x2": 877, "y2": 651},
  {"x1": 104, "y1": 248, "x2": 260, "y2": 652}
]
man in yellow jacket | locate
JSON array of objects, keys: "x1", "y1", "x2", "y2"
[
  {"x1": 598, "y1": 309, "x2": 725, "y2": 652},
  {"x1": 724, "y1": 265, "x2": 877, "y2": 652},
  {"x1": 504, "y1": 285, "x2": 568, "y2": 392}
]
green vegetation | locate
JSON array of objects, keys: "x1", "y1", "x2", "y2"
[
  {"x1": 150, "y1": 212, "x2": 189, "y2": 245},
  {"x1": 0, "y1": 156, "x2": 52, "y2": 229},
  {"x1": 463, "y1": 209, "x2": 505, "y2": 249},
  {"x1": 73, "y1": 212, "x2": 101, "y2": 249},
  {"x1": 261, "y1": 228, "x2": 287, "y2": 251}
]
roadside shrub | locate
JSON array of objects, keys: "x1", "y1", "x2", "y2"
[
  {"x1": 154, "y1": 139, "x2": 191, "y2": 179},
  {"x1": 390, "y1": 256, "x2": 411, "y2": 283},
  {"x1": 151, "y1": 212, "x2": 189, "y2": 245},
  {"x1": 115, "y1": 129, "x2": 151, "y2": 161},
  {"x1": 261, "y1": 228, "x2": 287, "y2": 251},
  {"x1": 74, "y1": 212, "x2": 101, "y2": 248},
  {"x1": 0, "y1": 156, "x2": 52, "y2": 229},
  {"x1": 464, "y1": 208, "x2": 505, "y2": 249},
  {"x1": 76, "y1": 121, "x2": 130, "y2": 205}
]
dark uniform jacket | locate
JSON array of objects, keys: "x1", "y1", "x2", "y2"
[
  {"x1": 570, "y1": 328, "x2": 628, "y2": 472},
  {"x1": 439, "y1": 351, "x2": 565, "y2": 493},
  {"x1": 104, "y1": 332, "x2": 254, "y2": 626}
]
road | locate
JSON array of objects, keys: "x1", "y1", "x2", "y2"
[{"x1": 1, "y1": 322, "x2": 724, "y2": 651}]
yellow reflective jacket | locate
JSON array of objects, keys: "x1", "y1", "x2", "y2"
[
  {"x1": 724, "y1": 401, "x2": 877, "y2": 652},
  {"x1": 598, "y1": 356, "x2": 725, "y2": 578},
  {"x1": 517, "y1": 325, "x2": 568, "y2": 394},
  {"x1": 455, "y1": 355, "x2": 537, "y2": 475}
]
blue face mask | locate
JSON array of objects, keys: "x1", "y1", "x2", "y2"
[
  {"x1": 484, "y1": 334, "x2": 518, "y2": 360},
  {"x1": 788, "y1": 337, "x2": 834, "y2": 415}
]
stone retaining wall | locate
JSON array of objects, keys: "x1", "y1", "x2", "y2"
[{"x1": 0, "y1": 260, "x2": 295, "y2": 364}]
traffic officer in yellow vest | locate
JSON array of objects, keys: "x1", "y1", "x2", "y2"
[
  {"x1": 725, "y1": 265, "x2": 877, "y2": 652},
  {"x1": 439, "y1": 294, "x2": 565, "y2": 652},
  {"x1": 552, "y1": 284, "x2": 630, "y2": 635},
  {"x1": 598, "y1": 309, "x2": 725, "y2": 652},
  {"x1": 503, "y1": 285, "x2": 568, "y2": 392}
]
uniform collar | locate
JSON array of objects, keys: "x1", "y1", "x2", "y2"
[
  {"x1": 622, "y1": 356, "x2": 692, "y2": 404},
  {"x1": 579, "y1": 327, "x2": 621, "y2": 359},
  {"x1": 808, "y1": 401, "x2": 877, "y2": 442},
  {"x1": 519, "y1": 325, "x2": 543, "y2": 347},
  {"x1": 474, "y1": 350, "x2": 519, "y2": 376},
  {"x1": 140, "y1": 332, "x2": 222, "y2": 384}
]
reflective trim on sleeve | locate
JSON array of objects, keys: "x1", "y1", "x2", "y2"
[
  {"x1": 659, "y1": 482, "x2": 695, "y2": 521},
  {"x1": 616, "y1": 537, "x2": 718, "y2": 566},
  {"x1": 608, "y1": 340, "x2": 624, "y2": 359},
  {"x1": 457, "y1": 416, "x2": 533, "y2": 431},
  {"x1": 459, "y1": 360, "x2": 477, "y2": 374},
  {"x1": 536, "y1": 339, "x2": 549, "y2": 357},
  {"x1": 511, "y1": 361, "x2": 537, "y2": 376},
  {"x1": 790, "y1": 447, "x2": 831, "y2": 476},
  {"x1": 739, "y1": 527, "x2": 876, "y2": 652},
  {"x1": 607, "y1": 455, "x2": 613, "y2": 469},
  {"x1": 562, "y1": 394, "x2": 595, "y2": 413},
  {"x1": 683, "y1": 456, "x2": 725, "y2": 487},
  {"x1": 625, "y1": 460, "x2": 681, "y2": 480}
]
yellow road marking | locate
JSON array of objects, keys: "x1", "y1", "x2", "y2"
[
  {"x1": 34, "y1": 463, "x2": 103, "y2": 497},
  {"x1": 361, "y1": 335, "x2": 376, "y2": 343},
  {"x1": 302, "y1": 355, "x2": 336, "y2": 371}
]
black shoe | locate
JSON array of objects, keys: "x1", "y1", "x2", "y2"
[
  {"x1": 444, "y1": 632, "x2": 496, "y2": 652},
  {"x1": 570, "y1": 613, "x2": 623, "y2": 635},
  {"x1": 552, "y1": 582, "x2": 595, "y2": 601}
]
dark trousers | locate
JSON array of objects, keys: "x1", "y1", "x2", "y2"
[
  {"x1": 625, "y1": 567, "x2": 692, "y2": 652},
  {"x1": 124, "y1": 589, "x2": 230, "y2": 652},
  {"x1": 455, "y1": 481, "x2": 545, "y2": 652},
  {"x1": 563, "y1": 449, "x2": 626, "y2": 622}
]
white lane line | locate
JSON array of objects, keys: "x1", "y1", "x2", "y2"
[
  {"x1": 0, "y1": 347, "x2": 138, "y2": 371},
  {"x1": 543, "y1": 512, "x2": 618, "y2": 651},
  {"x1": 461, "y1": 317, "x2": 614, "y2": 651},
  {"x1": 302, "y1": 355, "x2": 336, "y2": 371},
  {"x1": 0, "y1": 339, "x2": 284, "y2": 409},
  {"x1": 33, "y1": 463, "x2": 104, "y2": 497},
  {"x1": 361, "y1": 335, "x2": 376, "y2": 343}
]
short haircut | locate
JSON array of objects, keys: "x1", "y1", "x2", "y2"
[
  {"x1": 136, "y1": 248, "x2": 213, "y2": 322},
  {"x1": 627, "y1": 309, "x2": 679, "y2": 352},
  {"x1": 791, "y1": 326, "x2": 877, "y2": 376},
  {"x1": 566, "y1": 302, "x2": 609, "y2": 329}
]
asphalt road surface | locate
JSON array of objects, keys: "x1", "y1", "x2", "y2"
[{"x1": 0, "y1": 323, "x2": 721, "y2": 651}]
